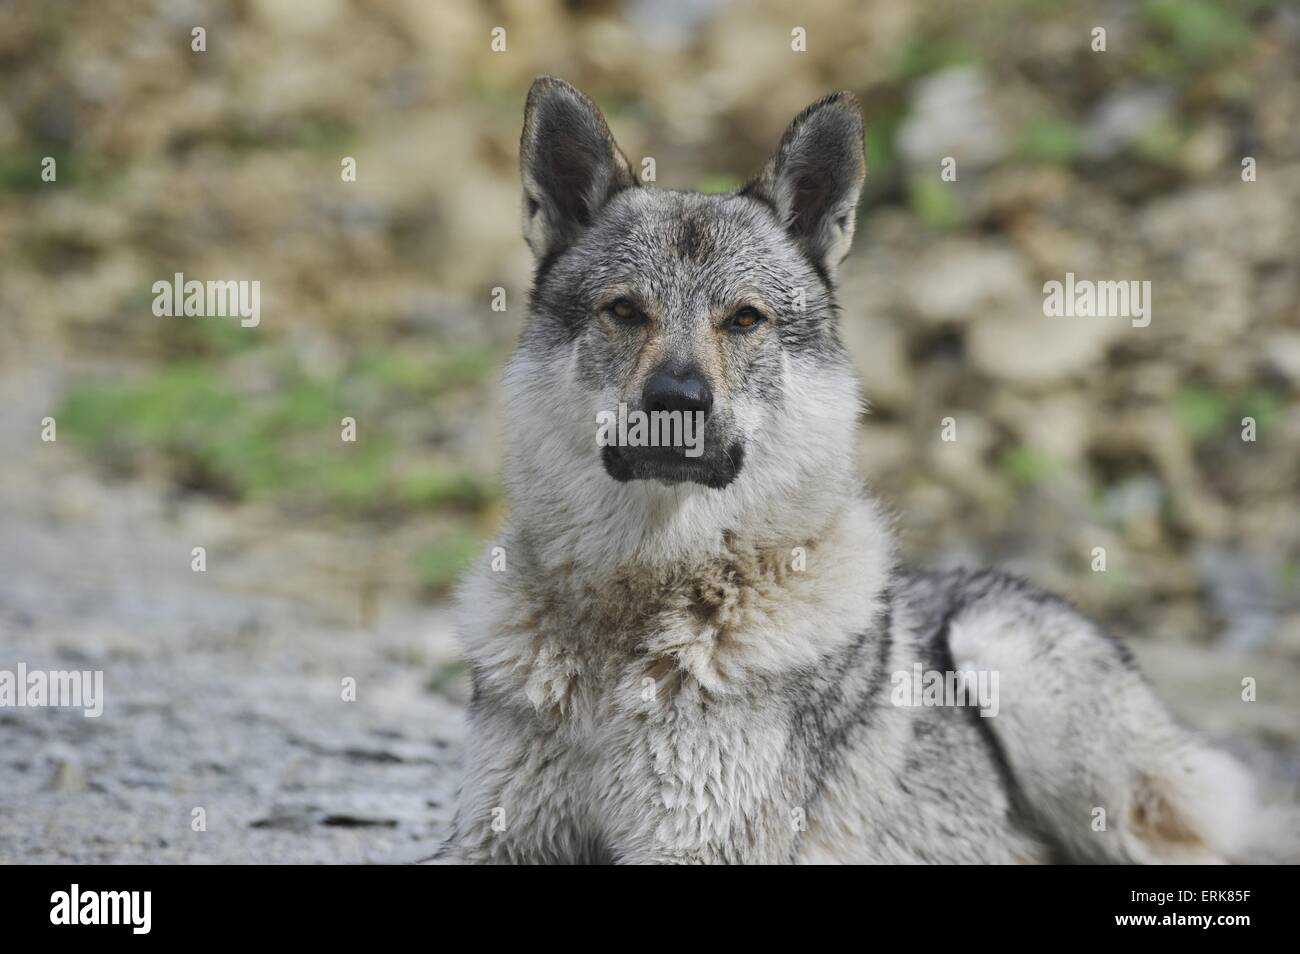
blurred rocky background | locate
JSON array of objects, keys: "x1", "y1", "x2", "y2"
[{"x1": 1, "y1": 0, "x2": 1296, "y2": 861}]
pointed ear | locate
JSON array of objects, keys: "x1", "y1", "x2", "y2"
[
  {"x1": 519, "y1": 76, "x2": 637, "y2": 261},
  {"x1": 742, "y1": 92, "x2": 866, "y2": 284}
]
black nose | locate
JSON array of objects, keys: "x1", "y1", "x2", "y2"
[{"x1": 642, "y1": 367, "x2": 713, "y2": 421}]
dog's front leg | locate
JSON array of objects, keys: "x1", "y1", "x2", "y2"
[
  {"x1": 617, "y1": 822, "x2": 795, "y2": 865},
  {"x1": 441, "y1": 706, "x2": 592, "y2": 864},
  {"x1": 600, "y1": 699, "x2": 806, "y2": 864},
  {"x1": 608, "y1": 780, "x2": 803, "y2": 864}
]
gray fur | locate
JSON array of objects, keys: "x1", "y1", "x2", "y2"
[{"x1": 438, "y1": 78, "x2": 1271, "y2": 864}]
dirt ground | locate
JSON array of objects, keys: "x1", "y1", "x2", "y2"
[{"x1": 0, "y1": 367, "x2": 464, "y2": 864}]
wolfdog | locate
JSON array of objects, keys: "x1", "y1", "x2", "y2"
[{"x1": 438, "y1": 77, "x2": 1281, "y2": 864}]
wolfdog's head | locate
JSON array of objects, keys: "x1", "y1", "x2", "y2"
[{"x1": 504, "y1": 77, "x2": 868, "y2": 566}]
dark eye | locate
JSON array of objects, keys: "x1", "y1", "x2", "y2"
[
  {"x1": 729, "y1": 306, "x2": 766, "y2": 332},
  {"x1": 607, "y1": 297, "x2": 645, "y2": 325}
]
